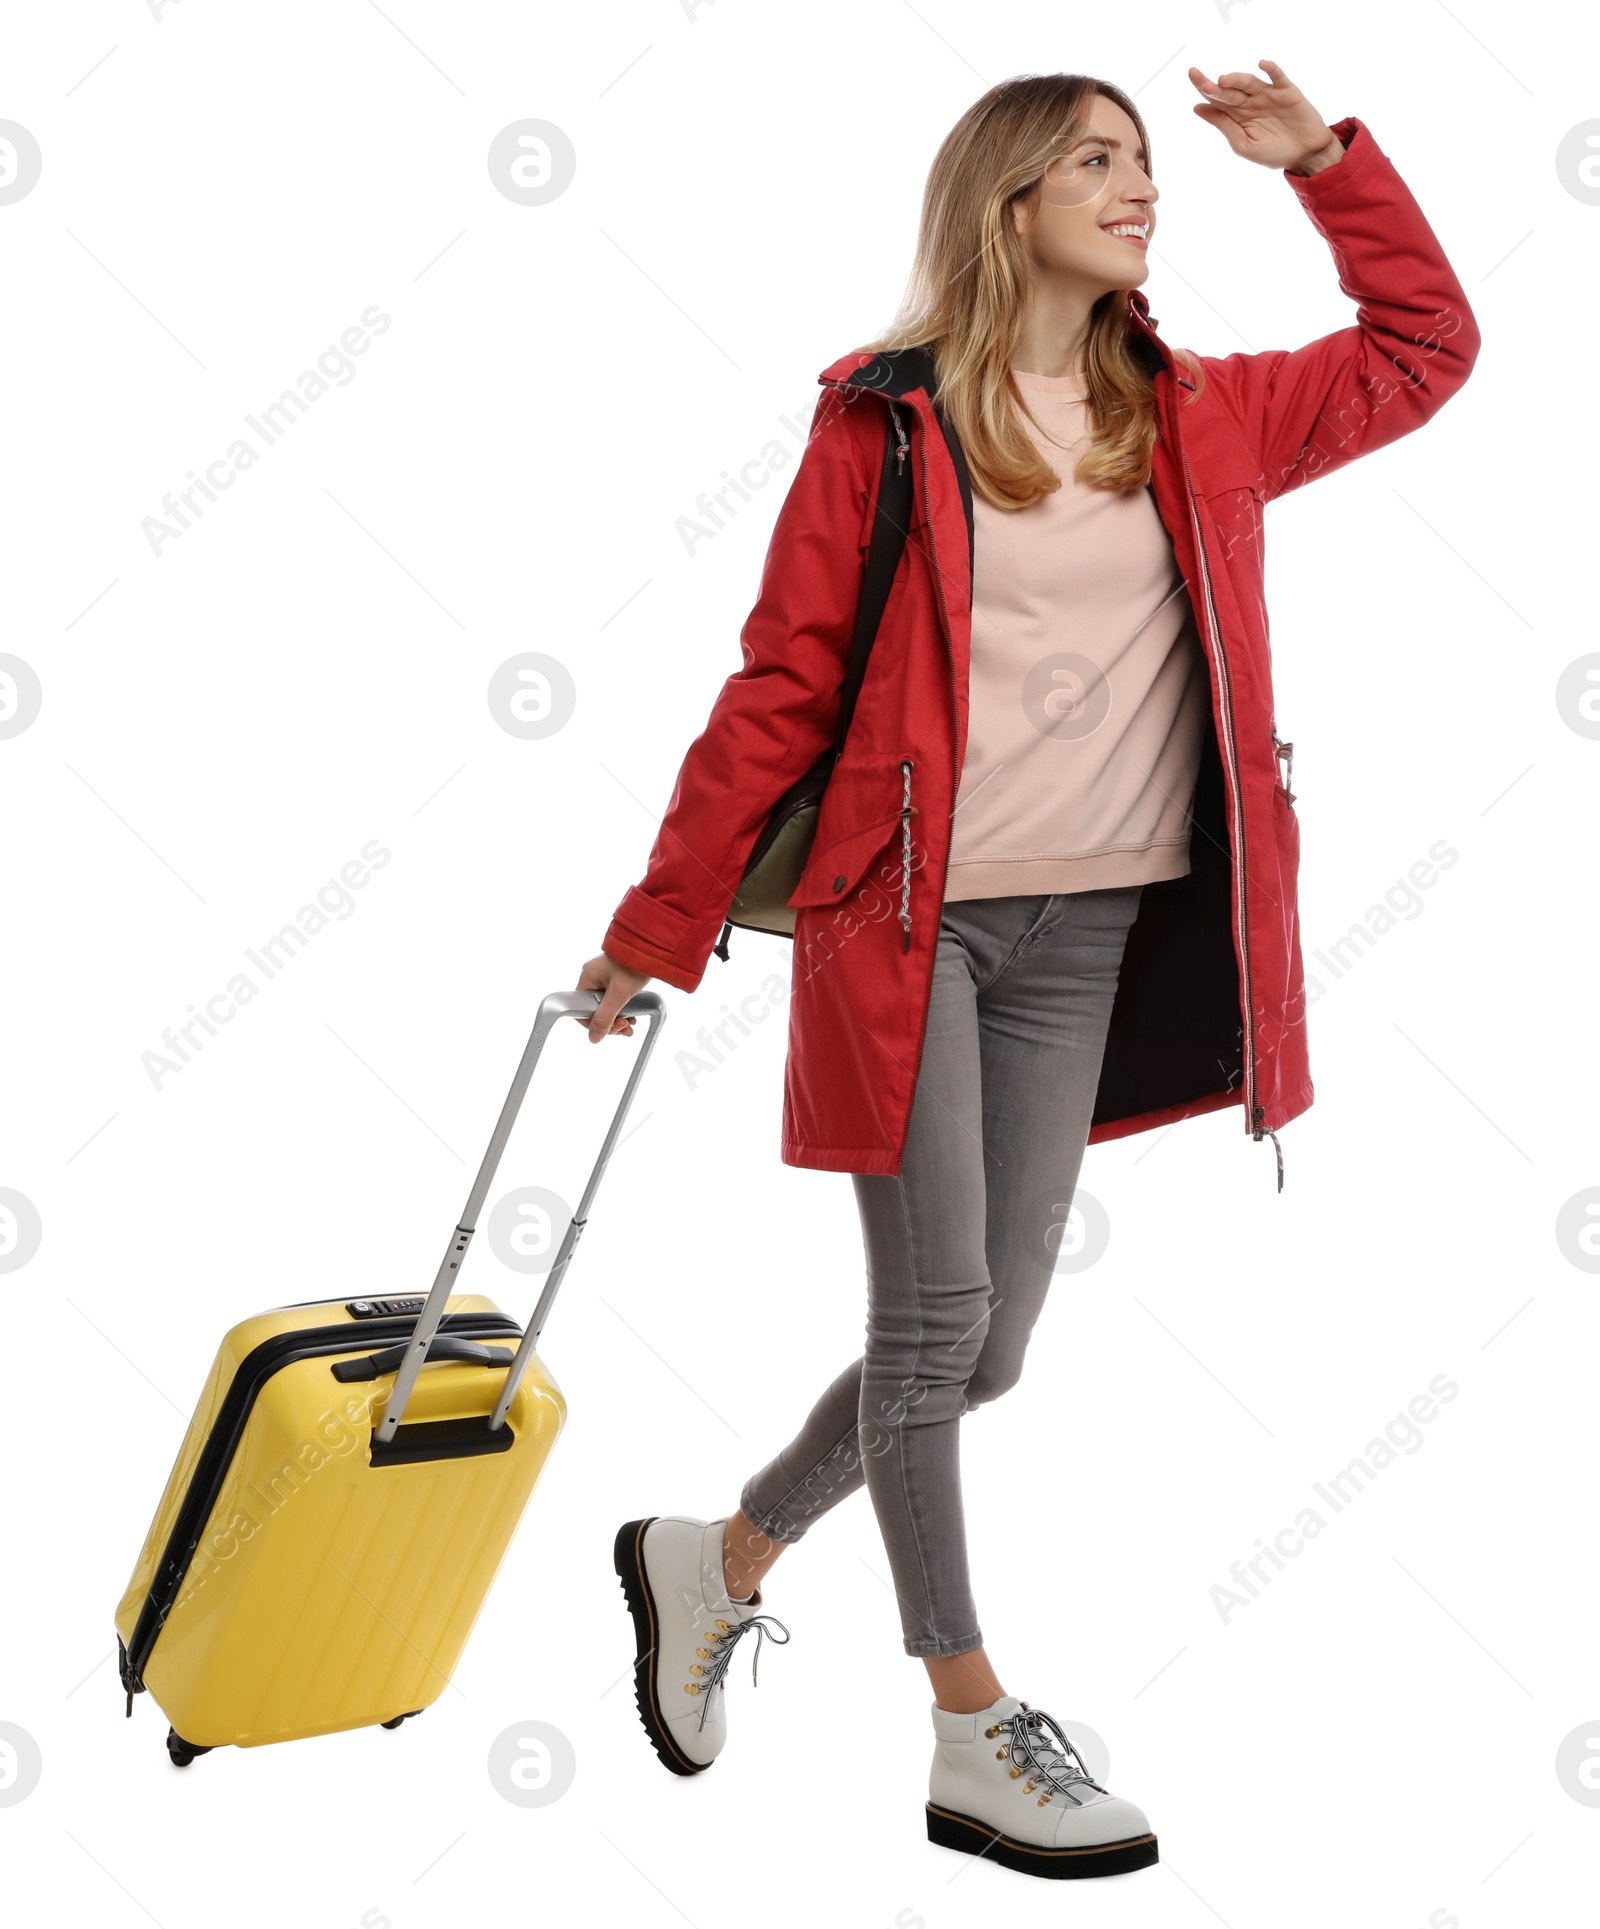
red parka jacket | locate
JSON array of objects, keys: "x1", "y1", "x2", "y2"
[{"x1": 602, "y1": 116, "x2": 1480, "y2": 1181}]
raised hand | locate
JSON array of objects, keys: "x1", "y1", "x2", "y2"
[{"x1": 1187, "y1": 60, "x2": 1344, "y2": 174}]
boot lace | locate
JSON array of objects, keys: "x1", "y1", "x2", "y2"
[
  {"x1": 985, "y1": 1702, "x2": 1103, "y2": 1807},
  {"x1": 685, "y1": 1610, "x2": 791, "y2": 1730}
]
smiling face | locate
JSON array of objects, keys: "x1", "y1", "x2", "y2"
[{"x1": 1009, "y1": 92, "x2": 1157, "y2": 296}]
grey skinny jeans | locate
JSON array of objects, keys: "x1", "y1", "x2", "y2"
[{"x1": 739, "y1": 885, "x2": 1144, "y2": 1657}]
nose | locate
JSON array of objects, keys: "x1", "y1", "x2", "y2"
[
  {"x1": 1118, "y1": 181, "x2": 1156, "y2": 224},
  {"x1": 1124, "y1": 159, "x2": 1158, "y2": 208}
]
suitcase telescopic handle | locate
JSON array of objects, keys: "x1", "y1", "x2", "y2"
[{"x1": 373, "y1": 988, "x2": 666, "y2": 1445}]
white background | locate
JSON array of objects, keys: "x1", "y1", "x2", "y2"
[{"x1": 2, "y1": 2, "x2": 1593, "y2": 1926}]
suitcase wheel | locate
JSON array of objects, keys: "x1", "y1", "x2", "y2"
[
  {"x1": 380, "y1": 1709, "x2": 425, "y2": 1730},
  {"x1": 166, "y1": 1728, "x2": 212, "y2": 1768}
]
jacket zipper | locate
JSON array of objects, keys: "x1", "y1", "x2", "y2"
[{"x1": 1176, "y1": 438, "x2": 1282, "y2": 1191}]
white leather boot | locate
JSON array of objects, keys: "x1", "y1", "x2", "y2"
[
  {"x1": 613, "y1": 1515, "x2": 790, "y2": 1773},
  {"x1": 927, "y1": 1694, "x2": 1158, "y2": 1879}
]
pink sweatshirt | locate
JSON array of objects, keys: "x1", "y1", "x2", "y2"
[{"x1": 944, "y1": 367, "x2": 1209, "y2": 903}]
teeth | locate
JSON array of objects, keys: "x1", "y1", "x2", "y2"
[{"x1": 1105, "y1": 224, "x2": 1146, "y2": 238}]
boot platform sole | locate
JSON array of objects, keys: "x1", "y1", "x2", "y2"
[
  {"x1": 926, "y1": 1800, "x2": 1158, "y2": 1879},
  {"x1": 613, "y1": 1516, "x2": 709, "y2": 1777}
]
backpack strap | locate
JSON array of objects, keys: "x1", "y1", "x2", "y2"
[{"x1": 832, "y1": 399, "x2": 915, "y2": 759}]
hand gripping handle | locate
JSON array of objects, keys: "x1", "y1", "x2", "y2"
[{"x1": 373, "y1": 988, "x2": 665, "y2": 1444}]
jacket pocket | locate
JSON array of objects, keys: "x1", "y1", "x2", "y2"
[
  {"x1": 1192, "y1": 425, "x2": 1268, "y2": 501},
  {"x1": 1197, "y1": 480, "x2": 1265, "y2": 572},
  {"x1": 786, "y1": 750, "x2": 917, "y2": 909}
]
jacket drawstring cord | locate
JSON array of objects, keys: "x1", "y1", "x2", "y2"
[
  {"x1": 1252, "y1": 1105, "x2": 1285, "y2": 1192},
  {"x1": 1273, "y1": 730, "x2": 1296, "y2": 808},
  {"x1": 898, "y1": 758, "x2": 914, "y2": 952},
  {"x1": 713, "y1": 918, "x2": 733, "y2": 962}
]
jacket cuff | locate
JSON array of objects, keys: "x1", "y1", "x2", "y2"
[
  {"x1": 600, "y1": 929, "x2": 702, "y2": 995},
  {"x1": 601, "y1": 890, "x2": 707, "y2": 994},
  {"x1": 1284, "y1": 114, "x2": 1377, "y2": 199}
]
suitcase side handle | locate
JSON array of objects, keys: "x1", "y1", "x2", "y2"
[
  {"x1": 331, "y1": 1336, "x2": 516, "y2": 1383},
  {"x1": 373, "y1": 987, "x2": 666, "y2": 1445}
]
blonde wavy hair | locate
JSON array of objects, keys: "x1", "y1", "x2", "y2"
[{"x1": 859, "y1": 72, "x2": 1205, "y2": 509}]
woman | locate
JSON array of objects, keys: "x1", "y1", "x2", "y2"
[{"x1": 585, "y1": 63, "x2": 1478, "y2": 1880}]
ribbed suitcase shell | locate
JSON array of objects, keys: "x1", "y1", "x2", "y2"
[{"x1": 115, "y1": 1292, "x2": 565, "y2": 1748}]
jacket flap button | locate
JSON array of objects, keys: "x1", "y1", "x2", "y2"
[{"x1": 833, "y1": 875, "x2": 847, "y2": 892}]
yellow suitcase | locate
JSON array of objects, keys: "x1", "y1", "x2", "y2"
[{"x1": 115, "y1": 988, "x2": 665, "y2": 1765}]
